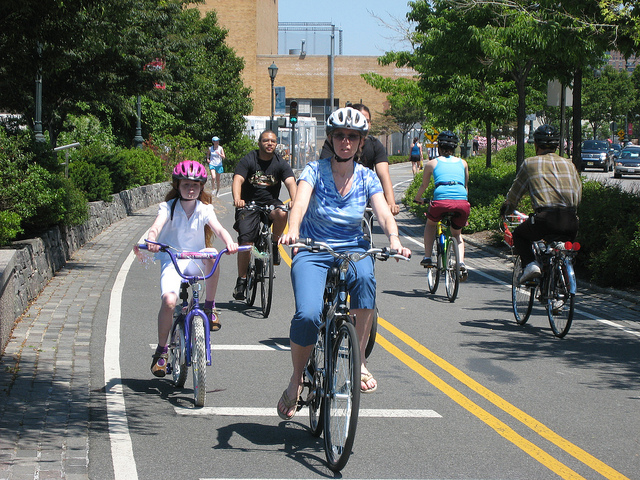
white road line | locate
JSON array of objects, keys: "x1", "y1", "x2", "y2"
[
  {"x1": 105, "y1": 248, "x2": 139, "y2": 480},
  {"x1": 149, "y1": 343, "x2": 290, "y2": 351},
  {"x1": 174, "y1": 406, "x2": 441, "y2": 418}
]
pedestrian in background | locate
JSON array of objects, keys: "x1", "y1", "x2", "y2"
[{"x1": 207, "y1": 136, "x2": 225, "y2": 197}]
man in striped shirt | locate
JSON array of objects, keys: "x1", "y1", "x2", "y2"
[{"x1": 501, "y1": 124, "x2": 582, "y2": 283}]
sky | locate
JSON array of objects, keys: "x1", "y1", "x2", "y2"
[{"x1": 278, "y1": 0, "x2": 414, "y2": 57}]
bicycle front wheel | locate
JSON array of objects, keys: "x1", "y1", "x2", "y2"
[
  {"x1": 169, "y1": 317, "x2": 188, "y2": 387},
  {"x1": 444, "y1": 237, "x2": 460, "y2": 302},
  {"x1": 323, "y1": 319, "x2": 361, "y2": 472},
  {"x1": 426, "y1": 241, "x2": 440, "y2": 294},
  {"x1": 245, "y1": 259, "x2": 258, "y2": 306},
  {"x1": 512, "y1": 256, "x2": 535, "y2": 325},
  {"x1": 260, "y1": 232, "x2": 274, "y2": 318},
  {"x1": 546, "y1": 262, "x2": 575, "y2": 338},
  {"x1": 191, "y1": 315, "x2": 207, "y2": 407},
  {"x1": 307, "y1": 329, "x2": 325, "y2": 437}
]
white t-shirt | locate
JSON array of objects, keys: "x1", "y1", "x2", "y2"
[{"x1": 156, "y1": 199, "x2": 217, "y2": 253}]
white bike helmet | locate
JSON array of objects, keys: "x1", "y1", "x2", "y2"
[{"x1": 326, "y1": 107, "x2": 369, "y2": 136}]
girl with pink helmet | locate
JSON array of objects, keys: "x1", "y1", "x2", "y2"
[{"x1": 144, "y1": 160, "x2": 238, "y2": 377}]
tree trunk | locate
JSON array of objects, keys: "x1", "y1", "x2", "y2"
[
  {"x1": 485, "y1": 120, "x2": 492, "y2": 168},
  {"x1": 572, "y1": 69, "x2": 582, "y2": 170},
  {"x1": 516, "y1": 75, "x2": 527, "y2": 170}
]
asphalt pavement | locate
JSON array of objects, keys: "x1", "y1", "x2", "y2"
[{"x1": 0, "y1": 180, "x2": 638, "y2": 480}]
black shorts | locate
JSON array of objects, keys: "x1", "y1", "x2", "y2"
[
  {"x1": 233, "y1": 199, "x2": 283, "y2": 244},
  {"x1": 410, "y1": 155, "x2": 421, "y2": 163}
]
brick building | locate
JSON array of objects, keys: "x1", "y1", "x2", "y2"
[{"x1": 195, "y1": 0, "x2": 415, "y2": 156}]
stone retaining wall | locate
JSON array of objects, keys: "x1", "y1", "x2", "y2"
[{"x1": 0, "y1": 173, "x2": 234, "y2": 355}]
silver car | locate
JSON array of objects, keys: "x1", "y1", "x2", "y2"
[{"x1": 614, "y1": 146, "x2": 640, "y2": 178}]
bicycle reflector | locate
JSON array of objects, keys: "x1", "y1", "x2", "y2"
[{"x1": 565, "y1": 241, "x2": 581, "y2": 251}]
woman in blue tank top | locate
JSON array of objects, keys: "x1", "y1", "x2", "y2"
[
  {"x1": 409, "y1": 137, "x2": 423, "y2": 175},
  {"x1": 413, "y1": 131, "x2": 471, "y2": 280}
]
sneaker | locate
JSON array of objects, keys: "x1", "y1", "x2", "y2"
[
  {"x1": 420, "y1": 256, "x2": 434, "y2": 268},
  {"x1": 520, "y1": 261, "x2": 542, "y2": 284},
  {"x1": 551, "y1": 299, "x2": 565, "y2": 314},
  {"x1": 204, "y1": 307, "x2": 221, "y2": 331},
  {"x1": 151, "y1": 351, "x2": 168, "y2": 377},
  {"x1": 272, "y1": 242, "x2": 281, "y2": 266},
  {"x1": 232, "y1": 276, "x2": 247, "y2": 300},
  {"x1": 459, "y1": 263, "x2": 469, "y2": 282}
]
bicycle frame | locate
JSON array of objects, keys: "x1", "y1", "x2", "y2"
[{"x1": 137, "y1": 241, "x2": 251, "y2": 365}]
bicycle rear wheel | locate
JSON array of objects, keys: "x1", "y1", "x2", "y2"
[
  {"x1": 260, "y1": 231, "x2": 274, "y2": 318},
  {"x1": 546, "y1": 263, "x2": 575, "y2": 338},
  {"x1": 169, "y1": 317, "x2": 188, "y2": 387},
  {"x1": 323, "y1": 318, "x2": 361, "y2": 472},
  {"x1": 245, "y1": 258, "x2": 258, "y2": 306},
  {"x1": 512, "y1": 256, "x2": 535, "y2": 325},
  {"x1": 191, "y1": 315, "x2": 207, "y2": 407},
  {"x1": 444, "y1": 237, "x2": 460, "y2": 302},
  {"x1": 307, "y1": 329, "x2": 325, "y2": 437},
  {"x1": 426, "y1": 241, "x2": 440, "y2": 294}
]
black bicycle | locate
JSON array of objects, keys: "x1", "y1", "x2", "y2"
[
  {"x1": 240, "y1": 202, "x2": 287, "y2": 318},
  {"x1": 502, "y1": 212, "x2": 580, "y2": 338},
  {"x1": 293, "y1": 239, "x2": 410, "y2": 471}
]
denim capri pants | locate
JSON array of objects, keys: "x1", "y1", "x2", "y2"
[{"x1": 289, "y1": 241, "x2": 376, "y2": 347}]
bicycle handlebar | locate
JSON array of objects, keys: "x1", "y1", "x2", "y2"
[
  {"x1": 136, "y1": 241, "x2": 252, "y2": 281},
  {"x1": 289, "y1": 238, "x2": 411, "y2": 262},
  {"x1": 238, "y1": 201, "x2": 289, "y2": 213}
]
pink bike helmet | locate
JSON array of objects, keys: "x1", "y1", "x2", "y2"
[{"x1": 172, "y1": 160, "x2": 208, "y2": 183}]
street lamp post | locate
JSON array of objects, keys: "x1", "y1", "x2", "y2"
[
  {"x1": 268, "y1": 62, "x2": 278, "y2": 130},
  {"x1": 34, "y1": 42, "x2": 45, "y2": 142},
  {"x1": 133, "y1": 95, "x2": 144, "y2": 148}
]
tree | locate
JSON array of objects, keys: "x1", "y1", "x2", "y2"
[
  {"x1": 583, "y1": 65, "x2": 637, "y2": 140},
  {"x1": 0, "y1": 1, "x2": 251, "y2": 148},
  {"x1": 361, "y1": 75, "x2": 428, "y2": 154}
]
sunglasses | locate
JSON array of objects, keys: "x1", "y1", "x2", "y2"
[{"x1": 333, "y1": 133, "x2": 361, "y2": 142}]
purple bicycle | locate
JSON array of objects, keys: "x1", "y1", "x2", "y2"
[{"x1": 136, "y1": 241, "x2": 251, "y2": 406}]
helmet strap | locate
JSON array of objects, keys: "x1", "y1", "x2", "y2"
[{"x1": 334, "y1": 154, "x2": 354, "y2": 163}]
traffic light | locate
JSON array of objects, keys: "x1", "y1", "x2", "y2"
[{"x1": 289, "y1": 100, "x2": 298, "y2": 124}]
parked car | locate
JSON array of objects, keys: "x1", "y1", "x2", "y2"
[
  {"x1": 580, "y1": 140, "x2": 614, "y2": 172},
  {"x1": 614, "y1": 145, "x2": 640, "y2": 179}
]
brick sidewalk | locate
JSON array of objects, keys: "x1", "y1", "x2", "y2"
[{"x1": 0, "y1": 206, "x2": 155, "y2": 480}]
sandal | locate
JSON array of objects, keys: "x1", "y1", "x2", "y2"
[
  {"x1": 277, "y1": 386, "x2": 301, "y2": 420},
  {"x1": 205, "y1": 308, "x2": 221, "y2": 331},
  {"x1": 361, "y1": 372, "x2": 378, "y2": 393},
  {"x1": 151, "y1": 351, "x2": 168, "y2": 377}
]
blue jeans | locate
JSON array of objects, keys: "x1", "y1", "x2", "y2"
[{"x1": 289, "y1": 242, "x2": 376, "y2": 347}]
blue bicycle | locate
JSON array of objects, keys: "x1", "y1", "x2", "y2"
[{"x1": 137, "y1": 241, "x2": 251, "y2": 406}]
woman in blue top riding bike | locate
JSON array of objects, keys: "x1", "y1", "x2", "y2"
[
  {"x1": 144, "y1": 161, "x2": 238, "y2": 377},
  {"x1": 414, "y1": 130, "x2": 470, "y2": 281},
  {"x1": 277, "y1": 107, "x2": 411, "y2": 420}
]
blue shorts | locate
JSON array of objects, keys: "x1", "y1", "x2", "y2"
[
  {"x1": 209, "y1": 164, "x2": 223, "y2": 174},
  {"x1": 289, "y1": 241, "x2": 376, "y2": 347}
]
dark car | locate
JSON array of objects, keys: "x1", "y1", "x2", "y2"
[
  {"x1": 614, "y1": 145, "x2": 640, "y2": 178},
  {"x1": 611, "y1": 143, "x2": 622, "y2": 160},
  {"x1": 580, "y1": 140, "x2": 614, "y2": 172}
]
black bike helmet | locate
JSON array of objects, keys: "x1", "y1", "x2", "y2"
[
  {"x1": 533, "y1": 124, "x2": 560, "y2": 147},
  {"x1": 437, "y1": 130, "x2": 458, "y2": 149}
]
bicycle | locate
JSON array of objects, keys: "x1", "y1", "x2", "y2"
[
  {"x1": 424, "y1": 211, "x2": 462, "y2": 302},
  {"x1": 502, "y1": 211, "x2": 580, "y2": 338},
  {"x1": 239, "y1": 202, "x2": 288, "y2": 318},
  {"x1": 135, "y1": 241, "x2": 251, "y2": 406},
  {"x1": 292, "y1": 239, "x2": 410, "y2": 471}
]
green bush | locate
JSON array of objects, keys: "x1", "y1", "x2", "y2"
[
  {"x1": 403, "y1": 145, "x2": 531, "y2": 233},
  {"x1": 0, "y1": 211, "x2": 22, "y2": 246},
  {"x1": 69, "y1": 160, "x2": 113, "y2": 202},
  {"x1": 389, "y1": 155, "x2": 408, "y2": 165},
  {"x1": 112, "y1": 148, "x2": 164, "y2": 191},
  {"x1": 0, "y1": 129, "x2": 88, "y2": 245},
  {"x1": 222, "y1": 134, "x2": 258, "y2": 171}
]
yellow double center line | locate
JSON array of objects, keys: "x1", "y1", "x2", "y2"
[
  {"x1": 376, "y1": 317, "x2": 629, "y2": 480},
  {"x1": 279, "y1": 232, "x2": 627, "y2": 478}
]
